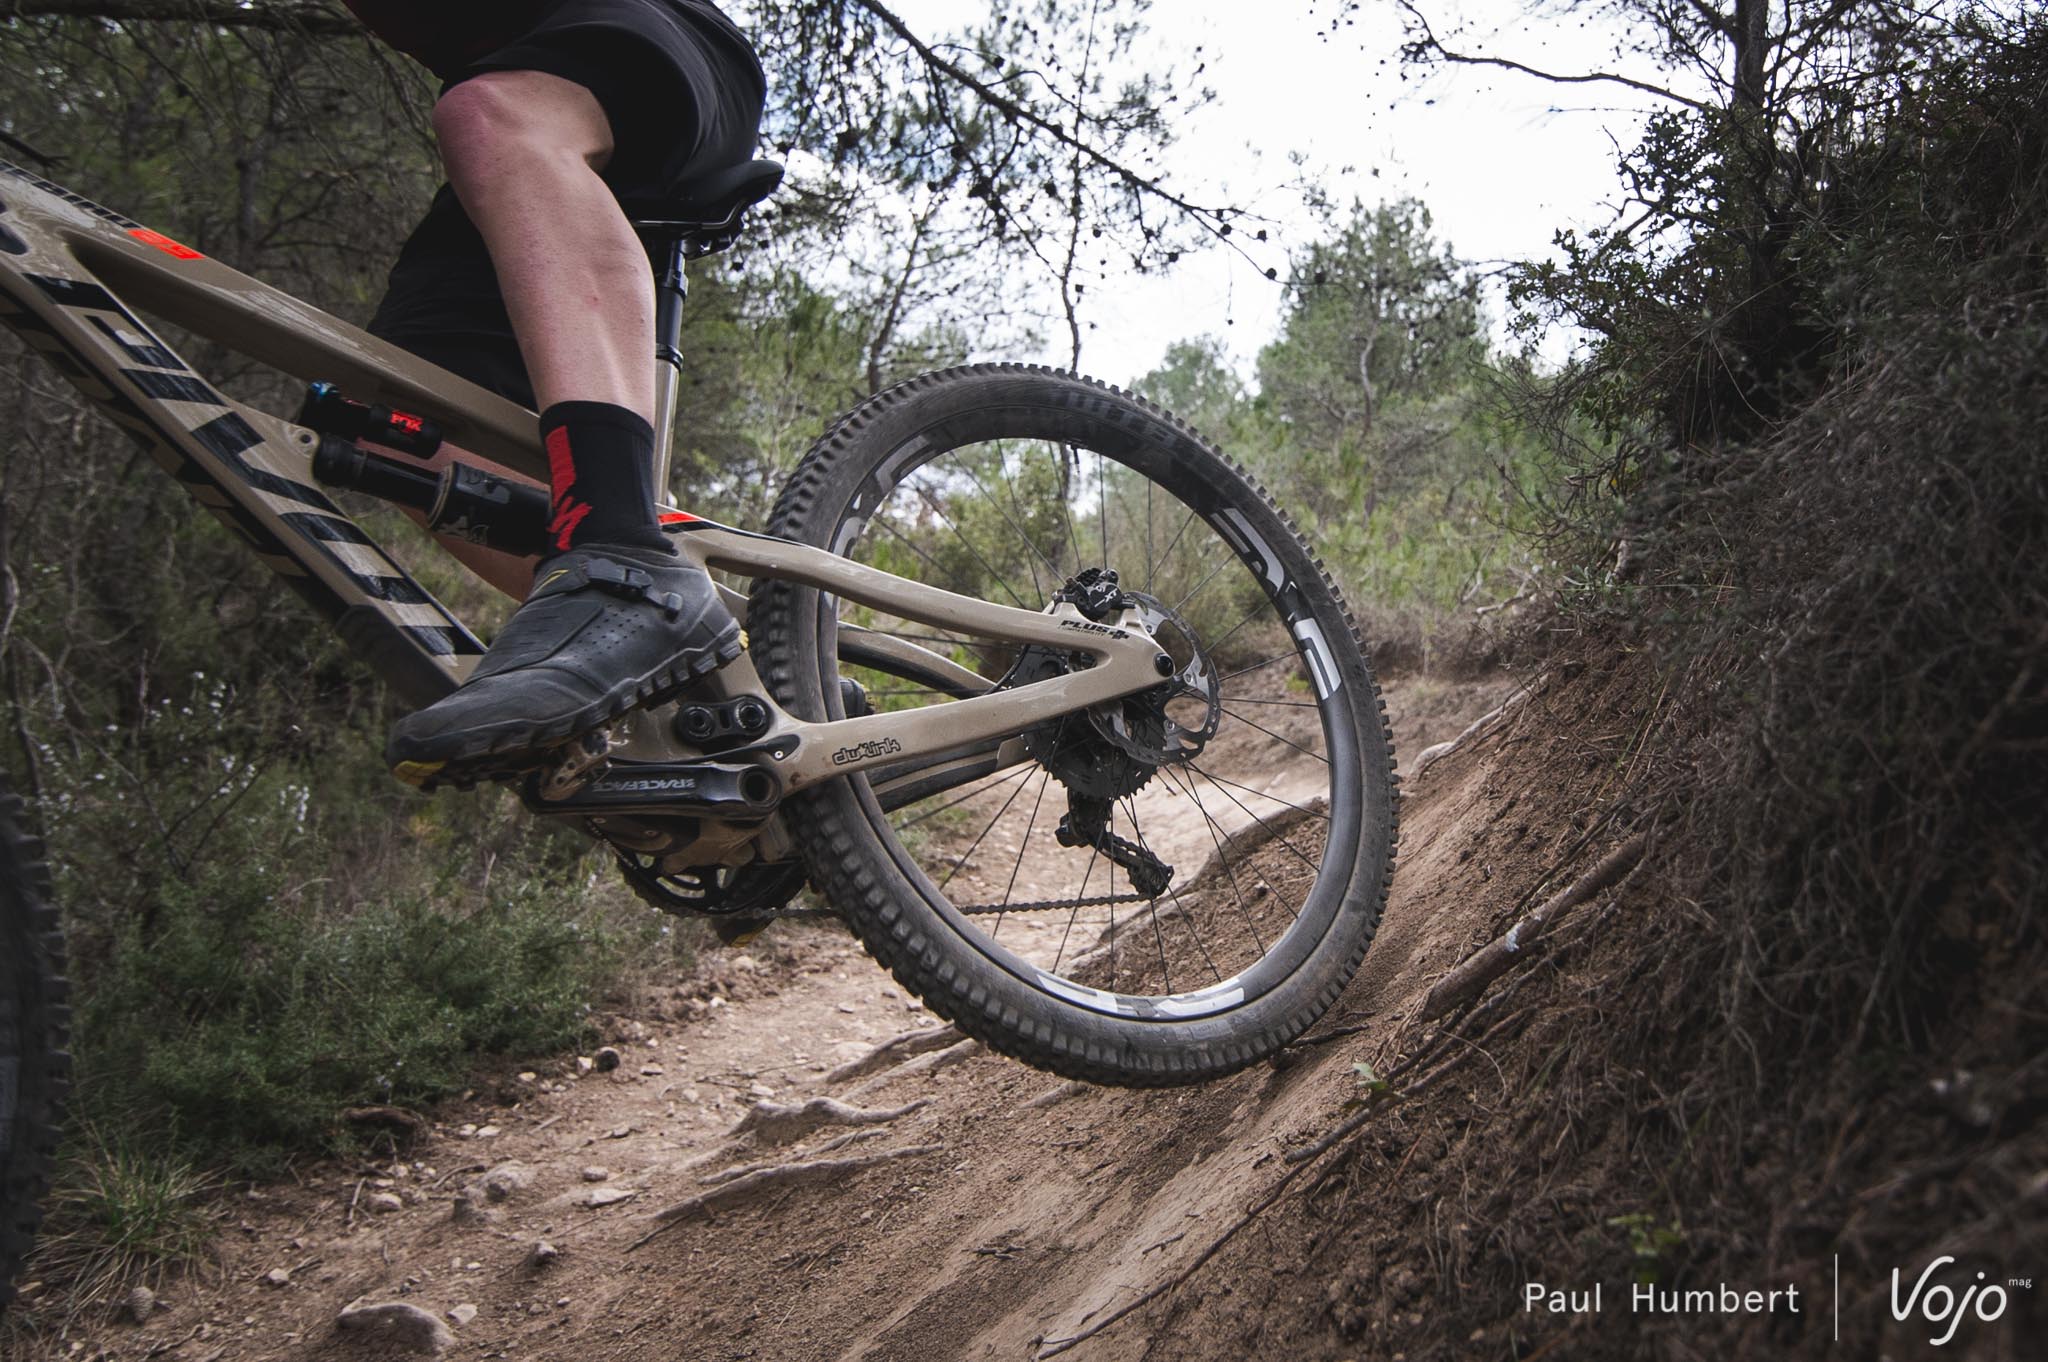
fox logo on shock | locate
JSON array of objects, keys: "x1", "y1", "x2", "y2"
[{"x1": 832, "y1": 737, "x2": 904, "y2": 766}]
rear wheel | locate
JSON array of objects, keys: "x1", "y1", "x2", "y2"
[
  {"x1": 0, "y1": 779, "x2": 67, "y2": 1310},
  {"x1": 749, "y1": 366, "x2": 1399, "y2": 1086}
]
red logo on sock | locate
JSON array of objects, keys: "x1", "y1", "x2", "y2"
[{"x1": 544, "y1": 426, "x2": 590, "y2": 550}]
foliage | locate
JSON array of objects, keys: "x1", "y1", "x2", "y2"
[
  {"x1": 1131, "y1": 203, "x2": 1540, "y2": 663},
  {"x1": 27, "y1": 1125, "x2": 217, "y2": 1311},
  {"x1": 1387, "y1": 4, "x2": 2048, "y2": 1349},
  {"x1": 79, "y1": 815, "x2": 624, "y2": 1172},
  {"x1": 1257, "y1": 197, "x2": 1481, "y2": 461}
]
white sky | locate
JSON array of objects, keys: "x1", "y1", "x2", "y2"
[{"x1": 884, "y1": 0, "x2": 1674, "y2": 386}]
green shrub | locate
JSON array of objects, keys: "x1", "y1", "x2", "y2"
[{"x1": 75, "y1": 808, "x2": 626, "y2": 1173}]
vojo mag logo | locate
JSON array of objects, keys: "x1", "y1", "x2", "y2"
[{"x1": 1891, "y1": 1256, "x2": 2027, "y2": 1347}]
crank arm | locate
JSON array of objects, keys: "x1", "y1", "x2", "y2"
[{"x1": 522, "y1": 758, "x2": 782, "y2": 819}]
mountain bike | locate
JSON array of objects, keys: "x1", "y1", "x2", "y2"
[{"x1": 0, "y1": 154, "x2": 1398, "y2": 1305}]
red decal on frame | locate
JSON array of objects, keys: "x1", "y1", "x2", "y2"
[{"x1": 128, "y1": 228, "x2": 203, "y2": 260}]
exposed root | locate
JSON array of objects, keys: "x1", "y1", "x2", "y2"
[
  {"x1": 729, "y1": 1095, "x2": 931, "y2": 1145},
  {"x1": 630, "y1": 1145, "x2": 945, "y2": 1249},
  {"x1": 850, "y1": 1038, "x2": 981, "y2": 1098},
  {"x1": 701, "y1": 1128, "x2": 892, "y2": 1186},
  {"x1": 1016, "y1": 1080, "x2": 1090, "y2": 1111},
  {"x1": 1420, "y1": 832, "x2": 1649, "y2": 1021},
  {"x1": 824, "y1": 1024, "x2": 964, "y2": 1083},
  {"x1": 1410, "y1": 673, "x2": 1546, "y2": 781}
]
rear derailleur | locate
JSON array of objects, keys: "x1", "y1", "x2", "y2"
[{"x1": 1056, "y1": 794, "x2": 1173, "y2": 900}]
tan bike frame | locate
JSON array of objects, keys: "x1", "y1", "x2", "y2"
[{"x1": 0, "y1": 159, "x2": 1164, "y2": 807}]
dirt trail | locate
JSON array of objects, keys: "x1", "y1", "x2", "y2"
[{"x1": 13, "y1": 672, "x2": 1517, "y2": 1362}]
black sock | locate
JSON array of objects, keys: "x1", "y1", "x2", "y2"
[{"x1": 537, "y1": 401, "x2": 672, "y2": 554}]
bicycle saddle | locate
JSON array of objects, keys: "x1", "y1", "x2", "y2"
[{"x1": 621, "y1": 159, "x2": 784, "y2": 235}]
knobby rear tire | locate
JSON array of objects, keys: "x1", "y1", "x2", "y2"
[
  {"x1": 0, "y1": 778, "x2": 67, "y2": 1312},
  {"x1": 748, "y1": 365, "x2": 1399, "y2": 1087}
]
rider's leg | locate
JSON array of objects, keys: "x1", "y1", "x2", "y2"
[
  {"x1": 433, "y1": 70, "x2": 651, "y2": 420},
  {"x1": 431, "y1": 69, "x2": 669, "y2": 556},
  {"x1": 383, "y1": 68, "x2": 739, "y2": 782}
]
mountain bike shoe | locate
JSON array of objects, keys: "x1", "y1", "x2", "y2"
[{"x1": 387, "y1": 541, "x2": 742, "y2": 789}]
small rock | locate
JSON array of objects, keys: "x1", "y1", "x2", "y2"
[
  {"x1": 517, "y1": 1071, "x2": 537, "y2": 1083},
  {"x1": 528, "y1": 1241, "x2": 560, "y2": 1268},
  {"x1": 640, "y1": 1064, "x2": 665, "y2": 1076},
  {"x1": 584, "y1": 1187, "x2": 638, "y2": 1208},
  {"x1": 475, "y1": 1125, "x2": 502, "y2": 1139},
  {"x1": 606, "y1": 1124, "x2": 634, "y2": 1140},
  {"x1": 555, "y1": 1297, "x2": 571, "y2": 1307},
  {"x1": 747, "y1": 1082, "x2": 775, "y2": 1099},
  {"x1": 367, "y1": 1192, "x2": 404, "y2": 1215},
  {"x1": 447, "y1": 1304, "x2": 478, "y2": 1328},
  {"x1": 581, "y1": 1166, "x2": 610, "y2": 1183},
  {"x1": 125, "y1": 1285, "x2": 156, "y2": 1323},
  {"x1": 708, "y1": 996, "x2": 725, "y2": 1009},
  {"x1": 481, "y1": 1162, "x2": 533, "y2": 1203},
  {"x1": 336, "y1": 1300, "x2": 454, "y2": 1354},
  {"x1": 836, "y1": 1004, "x2": 856, "y2": 1014},
  {"x1": 731, "y1": 954, "x2": 759, "y2": 972},
  {"x1": 594, "y1": 1046, "x2": 622, "y2": 1072},
  {"x1": 449, "y1": 1193, "x2": 496, "y2": 1226},
  {"x1": 575, "y1": 1055, "x2": 594, "y2": 1073},
  {"x1": 262, "y1": 1267, "x2": 291, "y2": 1288}
]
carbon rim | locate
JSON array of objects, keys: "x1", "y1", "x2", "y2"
[{"x1": 810, "y1": 391, "x2": 1367, "y2": 1022}]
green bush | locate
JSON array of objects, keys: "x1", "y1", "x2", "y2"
[{"x1": 78, "y1": 848, "x2": 621, "y2": 1172}]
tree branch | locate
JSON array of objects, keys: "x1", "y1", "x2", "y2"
[
  {"x1": 1397, "y1": 1, "x2": 1711, "y2": 113},
  {"x1": 0, "y1": 1, "x2": 358, "y2": 34},
  {"x1": 849, "y1": 0, "x2": 1228, "y2": 230}
]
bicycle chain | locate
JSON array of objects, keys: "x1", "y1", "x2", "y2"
[
  {"x1": 688, "y1": 891, "x2": 1154, "y2": 924},
  {"x1": 953, "y1": 891, "x2": 1154, "y2": 915}
]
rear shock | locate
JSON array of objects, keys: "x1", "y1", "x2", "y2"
[
  {"x1": 300, "y1": 381, "x2": 550, "y2": 555},
  {"x1": 310, "y1": 439, "x2": 551, "y2": 556}
]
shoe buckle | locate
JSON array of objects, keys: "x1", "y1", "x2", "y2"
[{"x1": 583, "y1": 558, "x2": 655, "y2": 594}]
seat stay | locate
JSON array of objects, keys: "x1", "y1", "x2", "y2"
[{"x1": 652, "y1": 521, "x2": 1166, "y2": 791}]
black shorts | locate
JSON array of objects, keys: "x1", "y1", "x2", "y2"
[{"x1": 367, "y1": 0, "x2": 766, "y2": 409}]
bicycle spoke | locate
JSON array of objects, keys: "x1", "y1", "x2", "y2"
[
  {"x1": 1168, "y1": 550, "x2": 1234, "y2": 618},
  {"x1": 935, "y1": 771, "x2": 1036, "y2": 892},
  {"x1": 943, "y1": 448, "x2": 1060, "y2": 599},
  {"x1": 1203, "y1": 600, "x2": 1271, "y2": 658},
  {"x1": 1153, "y1": 505, "x2": 1200, "y2": 591},
  {"x1": 905, "y1": 474, "x2": 1034, "y2": 611},
  {"x1": 1217, "y1": 695, "x2": 1322, "y2": 710},
  {"x1": 1121, "y1": 795, "x2": 1173, "y2": 996},
  {"x1": 1183, "y1": 765, "x2": 1330, "y2": 821},
  {"x1": 1052, "y1": 839, "x2": 1105, "y2": 977},
  {"x1": 892, "y1": 762, "x2": 1038, "y2": 834},
  {"x1": 1161, "y1": 765, "x2": 1267, "y2": 957},
  {"x1": 991, "y1": 768, "x2": 1054, "y2": 941},
  {"x1": 1219, "y1": 706, "x2": 1330, "y2": 764},
  {"x1": 872, "y1": 511, "x2": 955, "y2": 584},
  {"x1": 1219, "y1": 652, "x2": 1301, "y2": 685},
  {"x1": 1186, "y1": 763, "x2": 1317, "y2": 899}
]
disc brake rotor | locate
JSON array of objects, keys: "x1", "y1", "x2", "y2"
[{"x1": 1016, "y1": 590, "x2": 1221, "y2": 801}]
